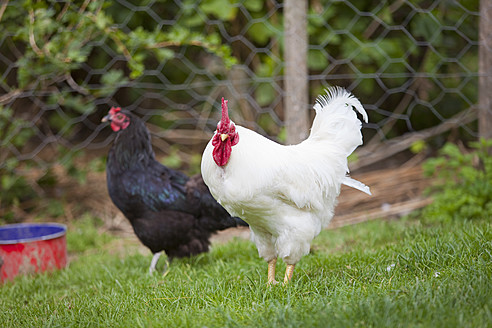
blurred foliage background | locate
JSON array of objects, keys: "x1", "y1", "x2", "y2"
[{"x1": 0, "y1": 0, "x2": 482, "y2": 220}]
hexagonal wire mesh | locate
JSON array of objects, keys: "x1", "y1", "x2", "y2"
[{"x1": 0, "y1": 0, "x2": 482, "y2": 198}]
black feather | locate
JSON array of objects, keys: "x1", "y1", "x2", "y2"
[{"x1": 105, "y1": 110, "x2": 247, "y2": 263}]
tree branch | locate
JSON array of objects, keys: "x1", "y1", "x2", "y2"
[
  {"x1": 0, "y1": 0, "x2": 9, "y2": 23},
  {"x1": 65, "y1": 73, "x2": 89, "y2": 95},
  {"x1": 28, "y1": 9, "x2": 45, "y2": 57},
  {"x1": 353, "y1": 106, "x2": 478, "y2": 170}
]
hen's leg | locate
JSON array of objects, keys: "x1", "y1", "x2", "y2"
[
  {"x1": 149, "y1": 252, "x2": 161, "y2": 274},
  {"x1": 284, "y1": 264, "x2": 295, "y2": 284},
  {"x1": 267, "y1": 258, "x2": 278, "y2": 285}
]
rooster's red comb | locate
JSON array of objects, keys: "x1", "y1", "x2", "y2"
[{"x1": 221, "y1": 97, "x2": 230, "y2": 125}]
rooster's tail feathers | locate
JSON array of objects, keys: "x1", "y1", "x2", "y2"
[
  {"x1": 308, "y1": 87, "x2": 368, "y2": 157},
  {"x1": 313, "y1": 86, "x2": 368, "y2": 123}
]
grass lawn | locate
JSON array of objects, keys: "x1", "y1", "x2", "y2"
[{"x1": 0, "y1": 216, "x2": 490, "y2": 327}]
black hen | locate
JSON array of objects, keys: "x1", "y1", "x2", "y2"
[{"x1": 102, "y1": 107, "x2": 247, "y2": 273}]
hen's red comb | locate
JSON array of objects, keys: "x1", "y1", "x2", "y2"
[
  {"x1": 109, "y1": 107, "x2": 121, "y2": 115},
  {"x1": 221, "y1": 97, "x2": 230, "y2": 125}
]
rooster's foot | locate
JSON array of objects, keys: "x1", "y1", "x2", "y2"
[
  {"x1": 267, "y1": 258, "x2": 277, "y2": 285},
  {"x1": 283, "y1": 264, "x2": 295, "y2": 284}
]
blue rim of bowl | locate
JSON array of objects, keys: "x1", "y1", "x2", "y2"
[{"x1": 0, "y1": 223, "x2": 67, "y2": 244}]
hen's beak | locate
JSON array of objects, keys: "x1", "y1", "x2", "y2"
[
  {"x1": 220, "y1": 134, "x2": 229, "y2": 141},
  {"x1": 101, "y1": 114, "x2": 111, "y2": 123}
]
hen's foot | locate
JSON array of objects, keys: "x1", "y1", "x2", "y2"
[{"x1": 148, "y1": 252, "x2": 162, "y2": 275}]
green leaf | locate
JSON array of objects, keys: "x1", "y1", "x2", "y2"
[
  {"x1": 129, "y1": 60, "x2": 145, "y2": 79},
  {"x1": 256, "y1": 57, "x2": 276, "y2": 77},
  {"x1": 410, "y1": 140, "x2": 427, "y2": 154},
  {"x1": 94, "y1": 11, "x2": 111, "y2": 29},
  {"x1": 12, "y1": 127, "x2": 34, "y2": 147},
  {"x1": 99, "y1": 69, "x2": 128, "y2": 96},
  {"x1": 181, "y1": 13, "x2": 205, "y2": 27},
  {"x1": 347, "y1": 152, "x2": 359, "y2": 163},
  {"x1": 255, "y1": 83, "x2": 276, "y2": 106},
  {"x1": 161, "y1": 147, "x2": 183, "y2": 169},
  {"x1": 308, "y1": 49, "x2": 329, "y2": 70},
  {"x1": 101, "y1": 69, "x2": 127, "y2": 86},
  {"x1": 277, "y1": 127, "x2": 287, "y2": 143},
  {"x1": 379, "y1": 6, "x2": 393, "y2": 25},
  {"x1": 17, "y1": 57, "x2": 33, "y2": 88},
  {"x1": 247, "y1": 21, "x2": 275, "y2": 45},
  {"x1": 200, "y1": 0, "x2": 238, "y2": 21},
  {"x1": 308, "y1": 11, "x2": 327, "y2": 28},
  {"x1": 64, "y1": 95, "x2": 95, "y2": 114},
  {"x1": 66, "y1": 42, "x2": 92, "y2": 63},
  {"x1": 243, "y1": 0, "x2": 263, "y2": 12},
  {"x1": 411, "y1": 13, "x2": 442, "y2": 44},
  {"x1": 155, "y1": 48, "x2": 174, "y2": 62}
]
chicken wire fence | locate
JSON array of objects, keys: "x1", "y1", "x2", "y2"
[{"x1": 0, "y1": 0, "x2": 484, "y2": 203}]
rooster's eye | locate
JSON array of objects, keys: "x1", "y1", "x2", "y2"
[{"x1": 117, "y1": 114, "x2": 123, "y2": 120}]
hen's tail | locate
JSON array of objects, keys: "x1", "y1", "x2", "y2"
[
  {"x1": 308, "y1": 87, "x2": 370, "y2": 194},
  {"x1": 186, "y1": 174, "x2": 249, "y2": 231}
]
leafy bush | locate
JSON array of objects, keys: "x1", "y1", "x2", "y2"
[
  {"x1": 422, "y1": 139, "x2": 492, "y2": 221},
  {"x1": 0, "y1": 0, "x2": 236, "y2": 216},
  {"x1": 0, "y1": 109, "x2": 36, "y2": 217}
]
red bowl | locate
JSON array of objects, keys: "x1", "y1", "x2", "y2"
[{"x1": 0, "y1": 223, "x2": 67, "y2": 282}]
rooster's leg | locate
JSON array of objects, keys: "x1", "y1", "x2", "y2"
[
  {"x1": 149, "y1": 252, "x2": 161, "y2": 274},
  {"x1": 267, "y1": 258, "x2": 278, "y2": 285},
  {"x1": 283, "y1": 264, "x2": 295, "y2": 284}
]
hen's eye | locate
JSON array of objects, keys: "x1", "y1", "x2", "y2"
[{"x1": 117, "y1": 114, "x2": 123, "y2": 120}]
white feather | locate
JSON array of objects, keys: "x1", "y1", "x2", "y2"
[
  {"x1": 314, "y1": 86, "x2": 368, "y2": 123},
  {"x1": 343, "y1": 176, "x2": 372, "y2": 195},
  {"x1": 201, "y1": 86, "x2": 370, "y2": 266}
]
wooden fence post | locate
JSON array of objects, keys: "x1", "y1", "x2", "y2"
[{"x1": 284, "y1": 0, "x2": 309, "y2": 144}]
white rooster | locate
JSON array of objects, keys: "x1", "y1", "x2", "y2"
[{"x1": 201, "y1": 87, "x2": 371, "y2": 284}]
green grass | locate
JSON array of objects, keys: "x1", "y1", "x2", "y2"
[{"x1": 1, "y1": 217, "x2": 491, "y2": 327}]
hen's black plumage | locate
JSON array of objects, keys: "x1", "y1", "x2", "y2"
[{"x1": 102, "y1": 107, "x2": 247, "y2": 272}]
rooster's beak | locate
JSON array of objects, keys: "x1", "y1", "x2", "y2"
[
  {"x1": 220, "y1": 134, "x2": 229, "y2": 141},
  {"x1": 101, "y1": 114, "x2": 111, "y2": 123}
]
